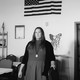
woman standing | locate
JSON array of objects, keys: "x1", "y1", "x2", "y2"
[{"x1": 18, "y1": 27, "x2": 56, "y2": 80}]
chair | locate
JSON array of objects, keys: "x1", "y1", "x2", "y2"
[
  {"x1": 0, "y1": 58, "x2": 13, "y2": 68},
  {"x1": 19, "y1": 56, "x2": 23, "y2": 62},
  {"x1": 48, "y1": 67, "x2": 59, "y2": 80},
  {"x1": 0, "y1": 58, "x2": 13, "y2": 80},
  {"x1": 6, "y1": 54, "x2": 17, "y2": 62}
]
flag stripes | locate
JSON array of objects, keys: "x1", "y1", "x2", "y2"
[{"x1": 24, "y1": 0, "x2": 62, "y2": 16}]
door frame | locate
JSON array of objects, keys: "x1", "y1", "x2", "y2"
[{"x1": 74, "y1": 22, "x2": 80, "y2": 80}]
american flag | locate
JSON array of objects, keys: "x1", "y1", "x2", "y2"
[{"x1": 24, "y1": 0, "x2": 62, "y2": 16}]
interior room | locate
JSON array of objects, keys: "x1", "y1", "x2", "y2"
[{"x1": 0, "y1": 0, "x2": 79, "y2": 80}]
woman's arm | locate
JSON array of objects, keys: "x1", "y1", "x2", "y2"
[
  {"x1": 19, "y1": 64, "x2": 24, "y2": 72},
  {"x1": 18, "y1": 42, "x2": 29, "y2": 78},
  {"x1": 48, "y1": 41, "x2": 56, "y2": 69},
  {"x1": 18, "y1": 64, "x2": 25, "y2": 78}
]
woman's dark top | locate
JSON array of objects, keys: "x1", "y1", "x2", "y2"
[{"x1": 22, "y1": 40, "x2": 55, "y2": 77}]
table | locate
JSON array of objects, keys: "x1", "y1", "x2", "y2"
[
  {"x1": 13, "y1": 62, "x2": 21, "y2": 67},
  {"x1": 0, "y1": 68, "x2": 13, "y2": 75}
]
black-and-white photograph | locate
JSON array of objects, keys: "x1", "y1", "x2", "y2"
[{"x1": 0, "y1": 0, "x2": 79, "y2": 80}]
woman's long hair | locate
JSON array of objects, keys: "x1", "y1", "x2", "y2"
[{"x1": 31, "y1": 27, "x2": 46, "y2": 48}]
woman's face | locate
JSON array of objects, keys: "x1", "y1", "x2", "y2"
[{"x1": 35, "y1": 28, "x2": 42, "y2": 40}]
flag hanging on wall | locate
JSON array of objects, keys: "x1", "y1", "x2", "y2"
[{"x1": 24, "y1": 0, "x2": 62, "y2": 16}]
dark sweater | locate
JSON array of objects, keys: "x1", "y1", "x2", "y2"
[{"x1": 22, "y1": 40, "x2": 55, "y2": 77}]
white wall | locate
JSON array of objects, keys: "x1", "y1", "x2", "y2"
[{"x1": 0, "y1": 0, "x2": 80, "y2": 80}]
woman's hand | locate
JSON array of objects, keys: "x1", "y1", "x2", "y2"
[
  {"x1": 18, "y1": 70, "x2": 22, "y2": 78},
  {"x1": 51, "y1": 61, "x2": 56, "y2": 70}
]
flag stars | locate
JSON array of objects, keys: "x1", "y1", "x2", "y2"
[{"x1": 25, "y1": 0, "x2": 38, "y2": 5}]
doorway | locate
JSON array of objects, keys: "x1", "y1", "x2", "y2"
[{"x1": 74, "y1": 22, "x2": 80, "y2": 80}]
